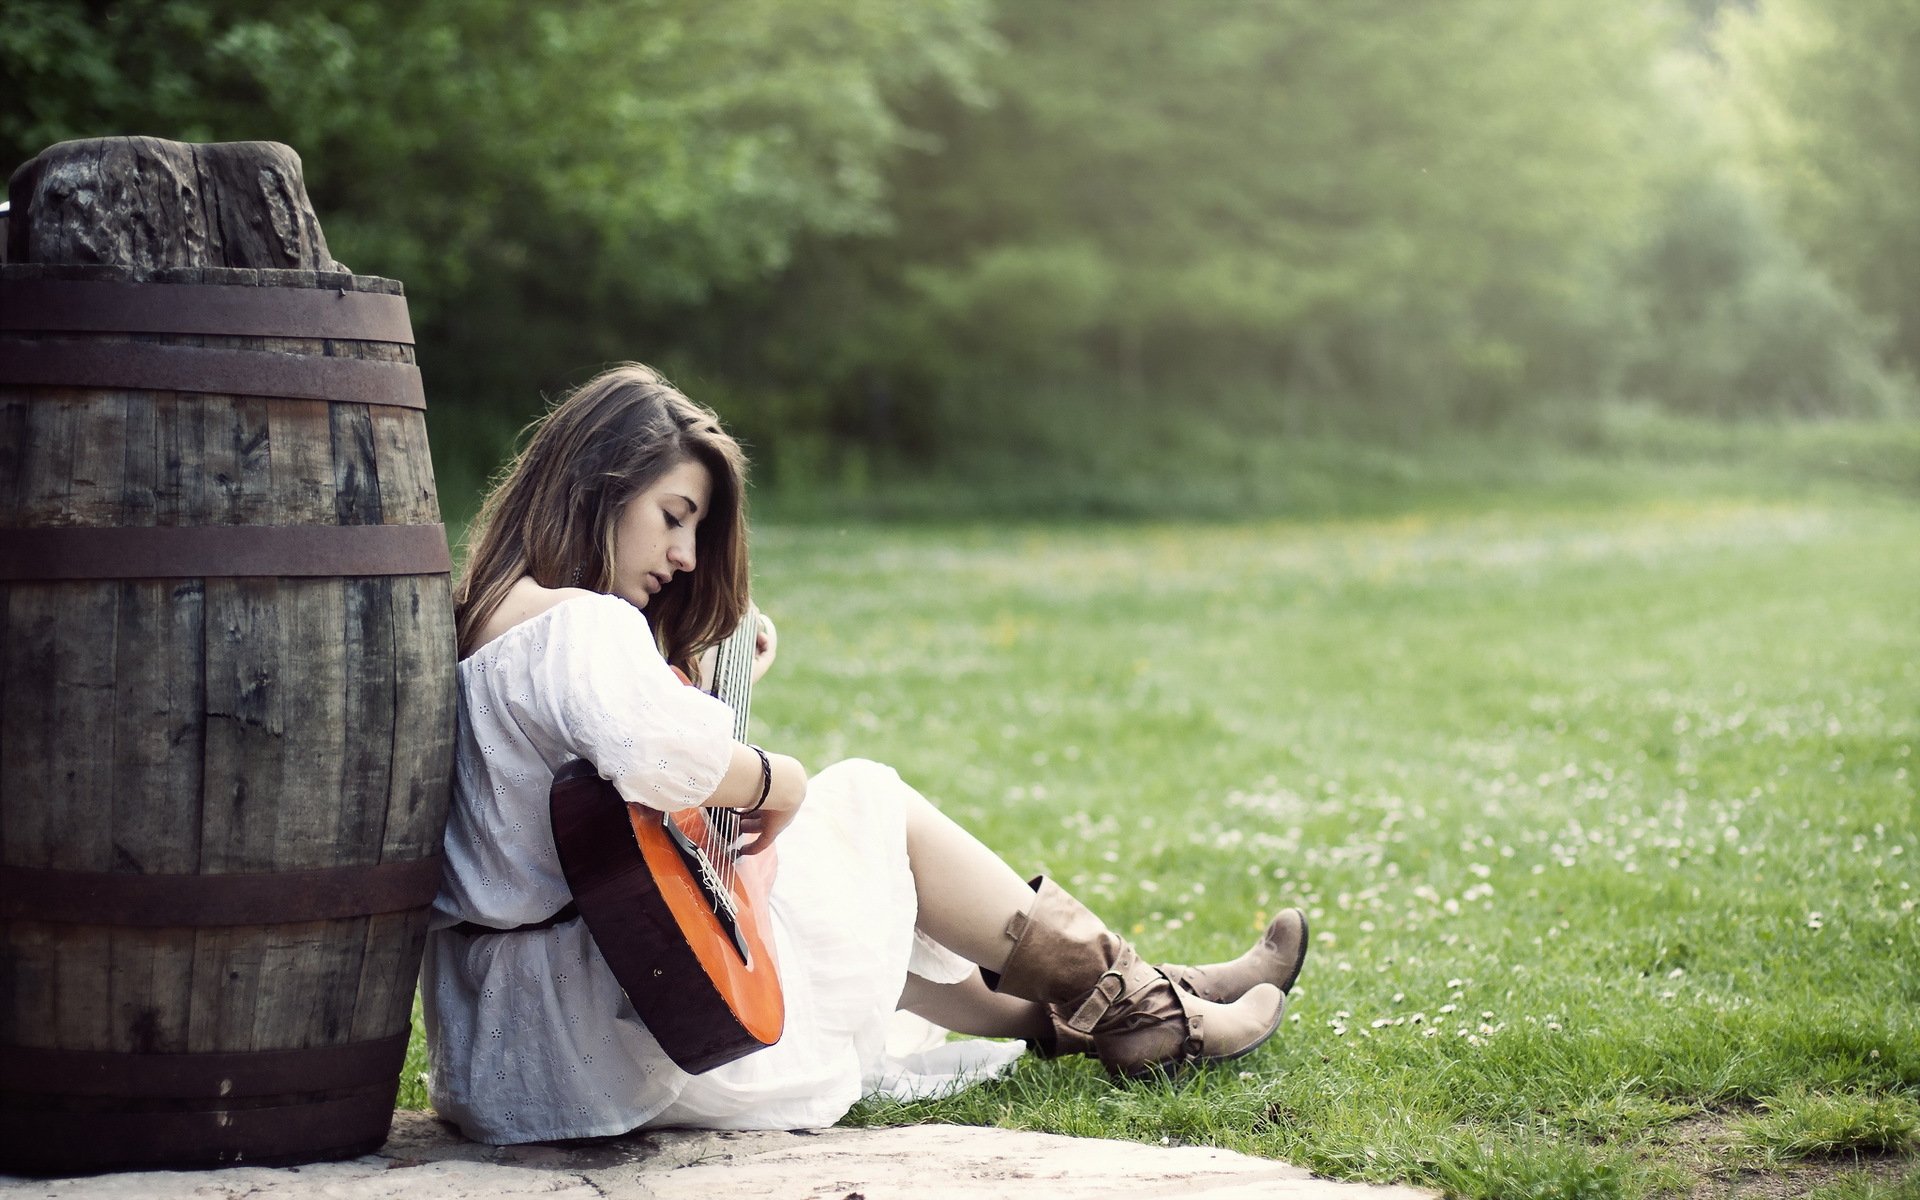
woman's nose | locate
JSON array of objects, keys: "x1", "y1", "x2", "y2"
[{"x1": 667, "y1": 534, "x2": 696, "y2": 572}]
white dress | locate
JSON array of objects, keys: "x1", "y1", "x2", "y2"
[{"x1": 422, "y1": 593, "x2": 985, "y2": 1144}]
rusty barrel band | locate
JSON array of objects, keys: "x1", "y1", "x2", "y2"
[
  {"x1": 0, "y1": 340, "x2": 425, "y2": 409},
  {"x1": 0, "y1": 857, "x2": 444, "y2": 925},
  {"x1": 0, "y1": 1033, "x2": 412, "y2": 1099},
  {"x1": 0, "y1": 1088, "x2": 397, "y2": 1174},
  {"x1": 0, "y1": 279, "x2": 415, "y2": 343},
  {"x1": 0, "y1": 522, "x2": 452, "y2": 580}
]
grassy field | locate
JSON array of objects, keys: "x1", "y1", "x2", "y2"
[{"x1": 404, "y1": 423, "x2": 1919, "y2": 1198}]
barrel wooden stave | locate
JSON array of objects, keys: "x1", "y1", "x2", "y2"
[{"x1": 0, "y1": 263, "x2": 452, "y2": 1171}]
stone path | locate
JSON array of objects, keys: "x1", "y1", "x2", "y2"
[{"x1": 3, "y1": 1112, "x2": 1438, "y2": 1199}]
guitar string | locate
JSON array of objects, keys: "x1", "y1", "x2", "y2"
[
  {"x1": 706, "y1": 614, "x2": 755, "y2": 909},
  {"x1": 657, "y1": 611, "x2": 755, "y2": 921}
]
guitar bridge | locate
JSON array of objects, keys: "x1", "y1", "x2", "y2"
[{"x1": 662, "y1": 814, "x2": 754, "y2": 967}]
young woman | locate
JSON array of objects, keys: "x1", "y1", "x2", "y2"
[{"x1": 423, "y1": 364, "x2": 1308, "y2": 1143}]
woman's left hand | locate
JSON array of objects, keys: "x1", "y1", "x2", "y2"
[{"x1": 749, "y1": 609, "x2": 777, "y2": 684}]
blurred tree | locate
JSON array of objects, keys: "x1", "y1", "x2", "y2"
[
  {"x1": 1, "y1": 0, "x2": 993, "y2": 495},
  {"x1": 1619, "y1": 166, "x2": 1907, "y2": 418},
  {"x1": 755, "y1": 0, "x2": 1673, "y2": 450},
  {"x1": 3, "y1": 0, "x2": 991, "y2": 303},
  {"x1": 1607, "y1": 53, "x2": 1908, "y2": 419},
  {"x1": 1721, "y1": 0, "x2": 1920, "y2": 372},
  {"x1": 6, "y1": 0, "x2": 1902, "y2": 510}
]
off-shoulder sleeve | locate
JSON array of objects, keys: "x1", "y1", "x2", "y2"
[{"x1": 509, "y1": 594, "x2": 737, "y2": 811}]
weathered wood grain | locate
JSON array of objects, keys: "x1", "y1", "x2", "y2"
[
  {"x1": 110, "y1": 582, "x2": 206, "y2": 872},
  {"x1": 252, "y1": 917, "x2": 366, "y2": 1049},
  {"x1": 384, "y1": 575, "x2": 458, "y2": 861},
  {"x1": 0, "y1": 393, "x2": 27, "y2": 514},
  {"x1": 351, "y1": 910, "x2": 431, "y2": 1042},
  {"x1": 272, "y1": 579, "x2": 347, "y2": 870},
  {"x1": 53, "y1": 924, "x2": 112, "y2": 1051},
  {"x1": 372, "y1": 409, "x2": 441, "y2": 524},
  {"x1": 338, "y1": 578, "x2": 398, "y2": 861},
  {"x1": 45, "y1": 585, "x2": 120, "y2": 871},
  {"x1": 14, "y1": 387, "x2": 80, "y2": 526},
  {"x1": 7, "y1": 137, "x2": 343, "y2": 272},
  {"x1": 65, "y1": 390, "x2": 128, "y2": 525},
  {"x1": 0, "y1": 921, "x2": 57, "y2": 1049},
  {"x1": 199, "y1": 577, "x2": 286, "y2": 874},
  {"x1": 0, "y1": 588, "x2": 59, "y2": 864},
  {"x1": 331, "y1": 403, "x2": 384, "y2": 526},
  {"x1": 1, "y1": 137, "x2": 451, "y2": 1168},
  {"x1": 223, "y1": 393, "x2": 275, "y2": 528},
  {"x1": 108, "y1": 381, "x2": 206, "y2": 1053},
  {"x1": 109, "y1": 924, "x2": 194, "y2": 1055},
  {"x1": 187, "y1": 926, "x2": 264, "y2": 1053},
  {"x1": 267, "y1": 398, "x2": 338, "y2": 522}
]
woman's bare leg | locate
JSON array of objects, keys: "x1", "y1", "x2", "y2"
[
  {"x1": 898, "y1": 972, "x2": 1051, "y2": 1041},
  {"x1": 901, "y1": 791, "x2": 1039, "y2": 975},
  {"x1": 895, "y1": 787, "x2": 1285, "y2": 1069}
]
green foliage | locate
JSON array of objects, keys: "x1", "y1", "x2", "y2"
[
  {"x1": 1615, "y1": 164, "x2": 1910, "y2": 419},
  {"x1": 0, "y1": 0, "x2": 995, "y2": 487},
  {"x1": 5, "y1": 2, "x2": 1917, "y2": 499},
  {"x1": 1431, "y1": 1134, "x2": 1650, "y2": 1200},
  {"x1": 745, "y1": 402, "x2": 1920, "y2": 528},
  {"x1": 1722, "y1": 0, "x2": 1920, "y2": 371},
  {"x1": 1, "y1": 0, "x2": 990, "y2": 306},
  {"x1": 1738, "y1": 1088, "x2": 1920, "y2": 1163},
  {"x1": 396, "y1": 992, "x2": 430, "y2": 1111},
  {"x1": 1804, "y1": 1169, "x2": 1920, "y2": 1200},
  {"x1": 771, "y1": 0, "x2": 1677, "y2": 442}
]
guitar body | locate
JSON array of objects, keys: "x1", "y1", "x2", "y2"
[{"x1": 550, "y1": 758, "x2": 784, "y2": 1074}]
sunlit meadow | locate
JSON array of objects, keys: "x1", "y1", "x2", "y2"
[
  {"x1": 759, "y1": 492, "x2": 1917, "y2": 1196},
  {"x1": 405, "y1": 469, "x2": 1918, "y2": 1198}
]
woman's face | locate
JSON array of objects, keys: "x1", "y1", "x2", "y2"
[{"x1": 609, "y1": 458, "x2": 713, "y2": 609}]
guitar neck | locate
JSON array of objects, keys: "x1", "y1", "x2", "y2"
[{"x1": 706, "y1": 610, "x2": 756, "y2": 742}]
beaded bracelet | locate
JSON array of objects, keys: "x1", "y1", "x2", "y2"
[{"x1": 744, "y1": 745, "x2": 773, "y2": 815}]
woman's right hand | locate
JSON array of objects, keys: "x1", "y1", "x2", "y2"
[{"x1": 738, "y1": 752, "x2": 806, "y2": 855}]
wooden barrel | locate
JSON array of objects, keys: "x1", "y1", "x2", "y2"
[{"x1": 0, "y1": 262, "x2": 456, "y2": 1174}]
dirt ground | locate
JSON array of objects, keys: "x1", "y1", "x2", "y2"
[{"x1": 1, "y1": 1112, "x2": 1440, "y2": 1199}]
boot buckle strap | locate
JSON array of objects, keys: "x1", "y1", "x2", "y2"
[
  {"x1": 1182, "y1": 1009, "x2": 1204, "y2": 1061},
  {"x1": 1065, "y1": 971, "x2": 1127, "y2": 1034}
]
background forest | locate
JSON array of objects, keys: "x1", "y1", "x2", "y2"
[{"x1": 5, "y1": 0, "x2": 1915, "y2": 513}]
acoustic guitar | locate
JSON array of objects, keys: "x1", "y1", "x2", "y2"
[{"x1": 549, "y1": 613, "x2": 784, "y2": 1074}]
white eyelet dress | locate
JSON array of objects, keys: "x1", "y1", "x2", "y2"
[{"x1": 422, "y1": 593, "x2": 977, "y2": 1143}]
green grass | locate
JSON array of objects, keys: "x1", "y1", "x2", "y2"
[
  {"x1": 405, "y1": 419, "x2": 1919, "y2": 1197},
  {"x1": 1738, "y1": 1088, "x2": 1920, "y2": 1163},
  {"x1": 1803, "y1": 1169, "x2": 1920, "y2": 1200}
]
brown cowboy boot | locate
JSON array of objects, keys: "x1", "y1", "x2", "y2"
[
  {"x1": 1023, "y1": 907, "x2": 1307, "y2": 1059},
  {"x1": 1162, "y1": 908, "x2": 1310, "y2": 1003},
  {"x1": 985, "y1": 877, "x2": 1284, "y2": 1080}
]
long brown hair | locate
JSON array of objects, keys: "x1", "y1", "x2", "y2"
[{"x1": 455, "y1": 363, "x2": 750, "y2": 671}]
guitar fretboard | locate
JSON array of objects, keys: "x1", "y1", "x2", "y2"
[
  {"x1": 686, "y1": 610, "x2": 760, "y2": 905},
  {"x1": 706, "y1": 609, "x2": 756, "y2": 741}
]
